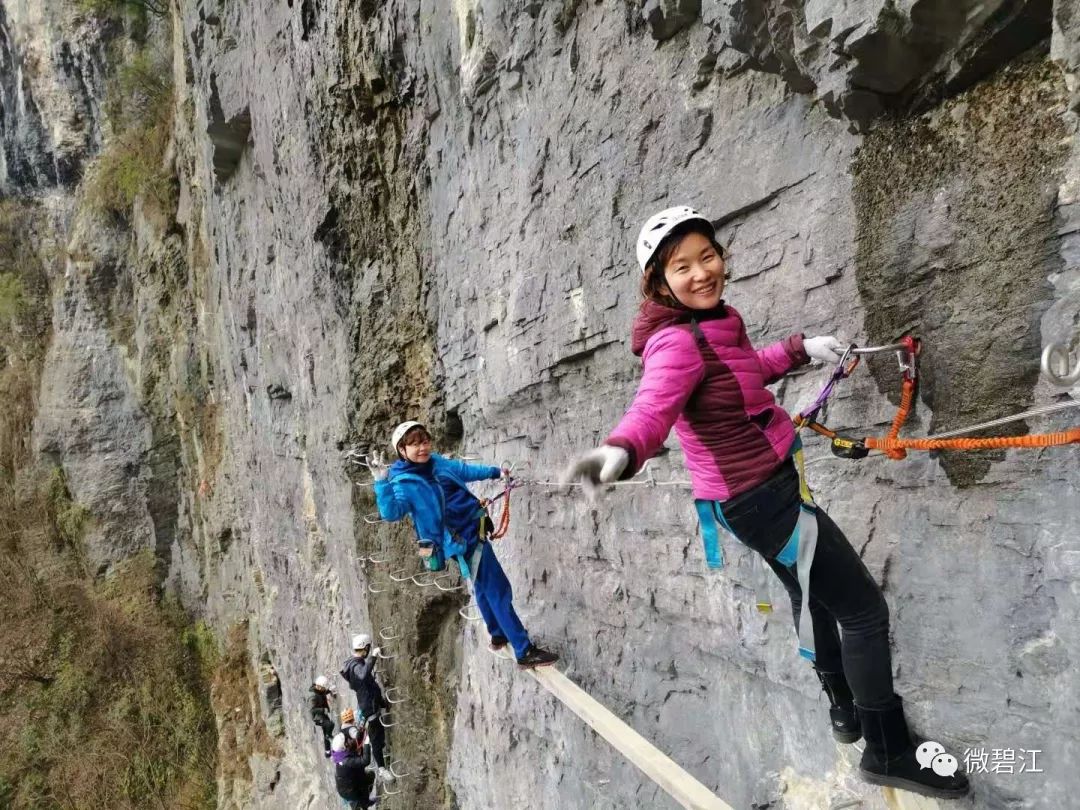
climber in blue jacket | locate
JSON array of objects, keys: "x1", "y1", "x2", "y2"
[{"x1": 372, "y1": 420, "x2": 558, "y2": 669}]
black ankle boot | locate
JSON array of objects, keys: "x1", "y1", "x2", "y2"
[
  {"x1": 815, "y1": 669, "x2": 860, "y2": 743},
  {"x1": 858, "y1": 696, "x2": 970, "y2": 799}
]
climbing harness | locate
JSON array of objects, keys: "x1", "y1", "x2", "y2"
[{"x1": 447, "y1": 542, "x2": 485, "y2": 622}]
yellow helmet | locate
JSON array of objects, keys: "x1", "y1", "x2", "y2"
[{"x1": 340, "y1": 708, "x2": 355, "y2": 725}]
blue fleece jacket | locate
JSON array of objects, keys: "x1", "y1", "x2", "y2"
[{"x1": 373, "y1": 454, "x2": 500, "y2": 559}]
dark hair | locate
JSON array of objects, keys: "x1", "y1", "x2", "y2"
[{"x1": 639, "y1": 221, "x2": 727, "y2": 308}]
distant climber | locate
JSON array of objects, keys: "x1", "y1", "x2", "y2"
[
  {"x1": 340, "y1": 634, "x2": 394, "y2": 783},
  {"x1": 563, "y1": 206, "x2": 969, "y2": 800},
  {"x1": 308, "y1": 674, "x2": 336, "y2": 758},
  {"x1": 330, "y1": 707, "x2": 359, "y2": 765},
  {"x1": 371, "y1": 421, "x2": 558, "y2": 669},
  {"x1": 335, "y1": 725, "x2": 376, "y2": 809}
]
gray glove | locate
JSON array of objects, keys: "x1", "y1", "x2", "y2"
[
  {"x1": 369, "y1": 450, "x2": 389, "y2": 481},
  {"x1": 561, "y1": 445, "x2": 630, "y2": 492},
  {"x1": 804, "y1": 335, "x2": 845, "y2": 364}
]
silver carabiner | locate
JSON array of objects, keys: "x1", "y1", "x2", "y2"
[{"x1": 852, "y1": 341, "x2": 917, "y2": 379}]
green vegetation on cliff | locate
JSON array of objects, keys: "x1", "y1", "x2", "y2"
[{"x1": 0, "y1": 201, "x2": 218, "y2": 810}]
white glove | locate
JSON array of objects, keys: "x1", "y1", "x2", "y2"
[
  {"x1": 804, "y1": 335, "x2": 845, "y2": 364},
  {"x1": 372, "y1": 647, "x2": 382, "y2": 658},
  {"x1": 369, "y1": 450, "x2": 389, "y2": 481},
  {"x1": 561, "y1": 445, "x2": 630, "y2": 488}
]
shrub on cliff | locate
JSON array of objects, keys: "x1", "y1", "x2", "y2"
[
  {"x1": 0, "y1": 488, "x2": 218, "y2": 810},
  {"x1": 0, "y1": 203, "x2": 217, "y2": 809},
  {"x1": 84, "y1": 45, "x2": 176, "y2": 220}
]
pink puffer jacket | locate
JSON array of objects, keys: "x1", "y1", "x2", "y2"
[{"x1": 605, "y1": 300, "x2": 809, "y2": 501}]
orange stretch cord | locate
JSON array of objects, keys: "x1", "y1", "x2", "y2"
[
  {"x1": 865, "y1": 426, "x2": 1080, "y2": 452},
  {"x1": 882, "y1": 377, "x2": 917, "y2": 460}
]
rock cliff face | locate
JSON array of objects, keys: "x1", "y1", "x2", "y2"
[{"x1": 3, "y1": 1, "x2": 1079, "y2": 808}]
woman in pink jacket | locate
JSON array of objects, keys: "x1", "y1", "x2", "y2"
[{"x1": 564, "y1": 206, "x2": 969, "y2": 800}]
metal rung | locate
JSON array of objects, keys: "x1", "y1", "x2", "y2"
[
  {"x1": 367, "y1": 553, "x2": 390, "y2": 565},
  {"x1": 389, "y1": 760, "x2": 411, "y2": 778},
  {"x1": 411, "y1": 572, "x2": 437, "y2": 587},
  {"x1": 388, "y1": 568, "x2": 412, "y2": 583},
  {"x1": 459, "y1": 602, "x2": 482, "y2": 622},
  {"x1": 380, "y1": 711, "x2": 401, "y2": 728},
  {"x1": 379, "y1": 626, "x2": 399, "y2": 641},
  {"x1": 434, "y1": 573, "x2": 463, "y2": 592},
  {"x1": 385, "y1": 686, "x2": 408, "y2": 705},
  {"x1": 368, "y1": 580, "x2": 388, "y2": 594}
]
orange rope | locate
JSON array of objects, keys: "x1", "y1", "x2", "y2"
[
  {"x1": 799, "y1": 335, "x2": 1080, "y2": 458},
  {"x1": 866, "y1": 426, "x2": 1080, "y2": 452},
  {"x1": 882, "y1": 378, "x2": 917, "y2": 459},
  {"x1": 482, "y1": 482, "x2": 512, "y2": 540}
]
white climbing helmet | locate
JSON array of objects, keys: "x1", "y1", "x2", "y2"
[
  {"x1": 352, "y1": 633, "x2": 372, "y2": 651},
  {"x1": 390, "y1": 420, "x2": 426, "y2": 450},
  {"x1": 636, "y1": 205, "x2": 715, "y2": 273},
  {"x1": 315, "y1": 675, "x2": 331, "y2": 690}
]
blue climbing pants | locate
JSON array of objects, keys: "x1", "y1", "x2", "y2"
[{"x1": 471, "y1": 541, "x2": 531, "y2": 658}]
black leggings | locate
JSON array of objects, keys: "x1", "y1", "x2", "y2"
[
  {"x1": 365, "y1": 713, "x2": 386, "y2": 768},
  {"x1": 719, "y1": 459, "x2": 895, "y2": 710},
  {"x1": 314, "y1": 712, "x2": 334, "y2": 748}
]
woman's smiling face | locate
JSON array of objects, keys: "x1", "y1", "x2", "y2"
[
  {"x1": 400, "y1": 429, "x2": 432, "y2": 463},
  {"x1": 659, "y1": 231, "x2": 726, "y2": 310}
]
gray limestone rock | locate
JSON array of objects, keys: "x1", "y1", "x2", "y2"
[{"x1": 5, "y1": 0, "x2": 1080, "y2": 809}]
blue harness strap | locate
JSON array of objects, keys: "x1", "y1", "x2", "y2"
[
  {"x1": 696, "y1": 436, "x2": 822, "y2": 661},
  {"x1": 694, "y1": 500, "x2": 727, "y2": 569}
]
